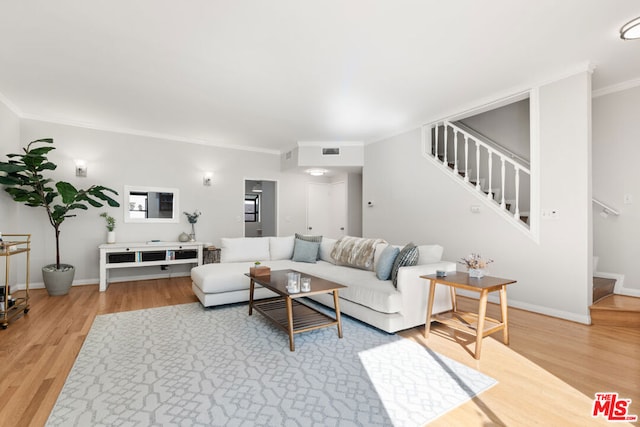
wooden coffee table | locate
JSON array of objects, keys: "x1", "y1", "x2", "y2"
[
  {"x1": 247, "y1": 269, "x2": 346, "y2": 351},
  {"x1": 421, "y1": 272, "x2": 517, "y2": 359}
]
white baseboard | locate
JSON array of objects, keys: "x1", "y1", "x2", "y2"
[
  {"x1": 456, "y1": 290, "x2": 591, "y2": 325},
  {"x1": 12, "y1": 272, "x2": 192, "y2": 291}
]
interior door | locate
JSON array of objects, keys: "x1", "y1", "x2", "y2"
[
  {"x1": 306, "y1": 182, "x2": 331, "y2": 236},
  {"x1": 329, "y1": 181, "x2": 346, "y2": 238}
]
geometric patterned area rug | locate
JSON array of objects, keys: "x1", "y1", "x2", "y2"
[{"x1": 46, "y1": 303, "x2": 496, "y2": 426}]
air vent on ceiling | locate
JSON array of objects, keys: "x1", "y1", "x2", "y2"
[{"x1": 322, "y1": 147, "x2": 340, "y2": 155}]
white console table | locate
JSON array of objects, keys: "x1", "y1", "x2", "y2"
[{"x1": 98, "y1": 241, "x2": 203, "y2": 292}]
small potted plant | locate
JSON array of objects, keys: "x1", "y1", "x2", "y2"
[
  {"x1": 250, "y1": 261, "x2": 270, "y2": 277},
  {"x1": 183, "y1": 210, "x2": 201, "y2": 241},
  {"x1": 459, "y1": 253, "x2": 493, "y2": 278},
  {"x1": 100, "y1": 212, "x2": 116, "y2": 243}
]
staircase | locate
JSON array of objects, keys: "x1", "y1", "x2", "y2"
[
  {"x1": 422, "y1": 121, "x2": 531, "y2": 230},
  {"x1": 590, "y1": 294, "x2": 640, "y2": 327}
]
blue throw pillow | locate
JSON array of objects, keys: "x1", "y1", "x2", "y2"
[
  {"x1": 292, "y1": 238, "x2": 320, "y2": 263},
  {"x1": 376, "y1": 245, "x2": 400, "y2": 280}
]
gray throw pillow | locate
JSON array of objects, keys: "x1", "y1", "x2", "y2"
[
  {"x1": 292, "y1": 238, "x2": 320, "y2": 263},
  {"x1": 294, "y1": 233, "x2": 322, "y2": 259},
  {"x1": 390, "y1": 242, "x2": 419, "y2": 287},
  {"x1": 376, "y1": 245, "x2": 400, "y2": 280}
]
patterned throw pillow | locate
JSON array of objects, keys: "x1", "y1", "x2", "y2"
[
  {"x1": 390, "y1": 242, "x2": 419, "y2": 287},
  {"x1": 295, "y1": 233, "x2": 323, "y2": 243}
]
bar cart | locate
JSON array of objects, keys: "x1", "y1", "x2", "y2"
[{"x1": 1, "y1": 234, "x2": 31, "y2": 329}]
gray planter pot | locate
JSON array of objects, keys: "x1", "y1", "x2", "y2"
[{"x1": 42, "y1": 264, "x2": 75, "y2": 296}]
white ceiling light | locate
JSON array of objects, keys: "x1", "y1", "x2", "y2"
[
  {"x1": 620, "y1": 16, "x2": 640, "y2": 40},
  {"x1": 307, "y1": 169, "x2": 328, "y2": 176}
]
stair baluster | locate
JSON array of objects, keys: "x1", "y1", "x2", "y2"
[
  {"x1": 453, "y1": 130, "x2": 459, "y2": 175},
  {"x1": 475, "y1": 141, "x2": 481, "y2": 191},
  {"x1": 463, "y1": 135, "x2": 469, "y2": 183},
  {"x1": 500, "y1": 158, "x2": 506, "y2": 208}
]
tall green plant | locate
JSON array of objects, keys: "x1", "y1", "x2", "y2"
[{"x1": 0, "y1": 138, "x2": 120, "y2": 269}]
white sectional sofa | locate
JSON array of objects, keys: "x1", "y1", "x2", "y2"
[{"x1": 191, "y1": 235, "x2": 457, "y2": 333}]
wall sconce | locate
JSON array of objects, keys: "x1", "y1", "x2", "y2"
[
  {"x1": 203, "y1": 172, "x2": 213, "y2": 186},
  {"x1": 75, "y1": 160, "x2": 87, "y2": 177}
]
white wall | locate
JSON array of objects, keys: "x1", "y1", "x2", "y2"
[
  {"x1": 0, "y1": 100, "x2": 20, "y2": 228},
  {"x1": 10, "y1": 119, "x2": 310, "y2": 286},
  {"x1": 593, "y1": 85, "x2": 640, "y2": 295},
  {"x1": 0, "y1": 100, "x2": 21, "y2": 285},
  {"x1": 364, "y1": 72, "x2": 593, "y2": 323}
]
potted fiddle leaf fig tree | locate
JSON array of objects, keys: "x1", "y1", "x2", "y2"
[{"x1": 0, "y1": 138, "x2": 120, "y2": 296}]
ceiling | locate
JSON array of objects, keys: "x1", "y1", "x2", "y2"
[{"x1": 1, "y1": 0, "x2": 639, "y2": 154}]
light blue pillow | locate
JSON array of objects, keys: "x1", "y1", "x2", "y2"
[
  {"x1": 376, "y1": 245, "x2": 400, "y2": 280},
  {"x1": 292, "y1": 238, "x2": 320, "y2": 263}
]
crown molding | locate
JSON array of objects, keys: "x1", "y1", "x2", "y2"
[
  {"x1": 366, "y1": 61, "x2": 596, "y2": 146},
  {"x1": 297, "y1": 141, "x2": 364, "y2": 147},
  {"x1": 0, "y1": 91, "x2": 24, "y2": 117},
  {"x1": 592, "y1": 76, "x2": 640, "y2": 98},
  {"x1": 18, "y1": 113, "x2": 281, "y2": 155}
]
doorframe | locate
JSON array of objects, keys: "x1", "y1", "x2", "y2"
[{"x1": 242, "y1": 178, "x2": 279, "y2": 237}]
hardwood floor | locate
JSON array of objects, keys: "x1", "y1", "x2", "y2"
[{"x1": 1, "y1": 278, "x2": 638, "y2": 426}]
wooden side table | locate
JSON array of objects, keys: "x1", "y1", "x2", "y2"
[{"x1": 421, "y1": 272, "x2": 517, "y2": 359}]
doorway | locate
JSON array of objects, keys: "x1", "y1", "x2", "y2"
[{"x1": 244, "y1": 179, "x2": 277, "y2": 237}]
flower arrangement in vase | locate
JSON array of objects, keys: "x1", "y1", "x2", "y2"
[{"x1": 459, "y1": 253, "x2": 493, "y2": 278}]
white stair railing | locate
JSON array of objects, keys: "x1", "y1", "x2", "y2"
[{"x1": 424, "y1": 120, "x2": 531, "y2": 227}]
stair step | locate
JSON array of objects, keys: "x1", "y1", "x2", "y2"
[
  {"x1": 590, "y1": 295, "x2": 640, "y2": 327},
  {"x1": 593, "y1": 277, "x2": 616, "y2": 303}
]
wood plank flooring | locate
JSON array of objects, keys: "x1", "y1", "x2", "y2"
[{"x1": 1, "y1": 278, "x2": 638, "y2": 426}]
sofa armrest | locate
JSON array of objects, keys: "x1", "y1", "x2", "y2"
[{"x1": 395, "y1": 261, "x2": 457, "y2": 329}]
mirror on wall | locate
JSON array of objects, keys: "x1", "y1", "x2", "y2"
[{"x1": 123, "y1": 186, "x2": 179, "y2": 223}]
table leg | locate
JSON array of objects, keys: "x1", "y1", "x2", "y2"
[
  {"x1": 333, "y1": 290, "x2": 343, "y2": 338},
  {"x1": 499, "y1": 285, "x2": 509, "y2": 345},
  {"x1": 449, "y1": 286, "x2": 457, "y2": 312},
  {"x1": 286, "y1": 296, "x2": 295, "y2": 351},
  {"x1": 248, "y1": 278, "x2": 255, "y2": 315},
  {"x1": 424, "y1": 279, "x2": 437, "y2": 339},
  {"x1": 474, "y1": 289, "x2": 489, "y2": 360}
]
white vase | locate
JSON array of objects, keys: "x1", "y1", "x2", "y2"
[
  {"x1": 468, "y1": 268, "x2": 485, "y2": 278},
  {"x1": 107, "y1": 231, "x2": 116, "y2": 244}
]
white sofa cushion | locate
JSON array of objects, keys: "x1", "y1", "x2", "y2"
[
  {"x1": 292, "y1": 262, "x2": 403, "y2": 314},
  {"x1": 417, "y1": 244, "x2": 444, "y2": 265},
  {"x1": 192, "y1": 259, "x2": 296, "y2": 293},
  {"x1": 220, "y1": 237, "x2": 270, "y2": 263},
  {"x1": 269, "y1": 236, "x2": 295, "y2": 260},
  {"x1": 319, "y1": 238, "x2": 337, "y2": 264}
]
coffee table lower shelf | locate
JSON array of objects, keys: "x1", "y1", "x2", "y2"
[{"x1": 252, "y1": 298, "x2": 340, "y2": 344}]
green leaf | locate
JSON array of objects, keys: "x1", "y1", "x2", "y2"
[
  {"x1": 0, "y1": 163, "x2": 26, "y2": 173},
  {"x1": 27, "y1": 146, "x2": 56, "y2": 156},
  {"x1": 56, "y1": 182, "x2": 78, "y2": 204}
]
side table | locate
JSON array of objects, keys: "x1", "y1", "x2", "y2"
[{"x1": 421, "y1": 272, "x2": 517, "y2": 359}]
